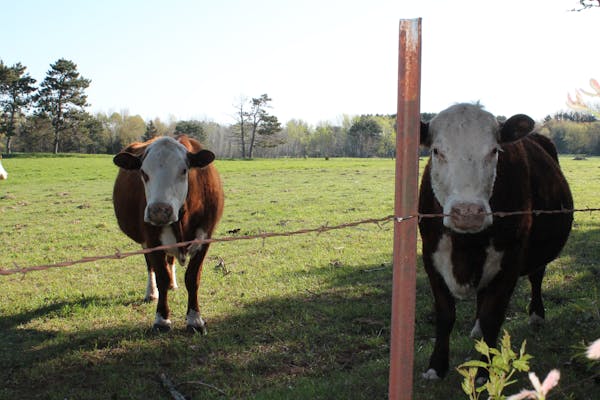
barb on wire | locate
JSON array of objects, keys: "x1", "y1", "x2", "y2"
[
  {"x1": 0, "y1": 215, "x2": 395, "y2": 276},
  {"x1": 1, "y1": 207, "x2": 598, "y2": 277}
]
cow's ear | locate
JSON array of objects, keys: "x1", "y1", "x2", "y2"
[
  {"x1": 499, "y1": 114, "x2": 535, "y2": 143},
  {"x1": 420, "y1": 121, "x2": 431, "y2": 148},
  {"x1": 188, "y1": 149, "x2": 215, "y2": 168},
  {"x1": 113, "y1": 152, "x2": 142, "y2": 170}
]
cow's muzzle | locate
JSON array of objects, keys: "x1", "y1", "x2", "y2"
[
  {"x1": 447, "y1": 202, "x2": 488, "y2": 233},
  {"x1": 146, "y1": 202, "x2": 176, "y2": 226}
]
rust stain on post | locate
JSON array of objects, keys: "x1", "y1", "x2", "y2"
[{"x1": 389, "y1": 18, "x2": 421, "y2": 400}]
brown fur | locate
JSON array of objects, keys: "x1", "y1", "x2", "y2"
[
  {"x1": 418, "y1": 133, "x2": 573, "y2": 378},
  {"x1": 113, "y1": 135, "x2": 224, "y2": 332}
]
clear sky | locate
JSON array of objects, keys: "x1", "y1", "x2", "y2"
[{"x1": 2, "y1": 0, "x2": 598, "y2": 125}]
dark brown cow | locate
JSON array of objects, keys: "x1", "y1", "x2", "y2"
[
  {"x1": 418, "y1": 104, "x2": 573, "y2": 380},
  {"x1": 113, "y1": 135, "x2": 224, "y2": 333}
]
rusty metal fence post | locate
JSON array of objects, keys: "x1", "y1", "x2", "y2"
[{"x1": 389, "y1": 18, "x2": 421, "y2": 400}]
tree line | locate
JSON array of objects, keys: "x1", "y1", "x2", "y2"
[{"x1": 2, "y1": 58, "x2": 599, "y2": 158}]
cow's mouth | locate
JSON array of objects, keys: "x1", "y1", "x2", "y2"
[
  {"x1": 444, "y1": 201, "x2": 491, "y2": 233},
  {"x1": 146, "y1": 202, "x2": 177, "y2": 226}
]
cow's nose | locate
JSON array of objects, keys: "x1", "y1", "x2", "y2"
[
  {"x1": 146, "y1": 202, "x2": 175, "y2": 226},
  {"x1": 450, "y1": 203, "x2": 486, "y2": 232}
]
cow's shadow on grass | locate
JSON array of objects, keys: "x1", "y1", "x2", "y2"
[
  {"x1": 1, "y1": 224, "x2": 599, "y2": 399},
  {"x1": 414, "y1": 220, "x2": 600, "y2": 399},
  {"x1": 3, "y1": 260, "x2": 400, "y2": 399}
]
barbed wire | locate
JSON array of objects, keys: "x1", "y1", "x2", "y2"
[{"x1": 1, "y1": 207, "x2": 599, "y2": 277}]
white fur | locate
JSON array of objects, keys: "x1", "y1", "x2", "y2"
[
  {"x1": 160, "y1": 226, "x2": 185, "y2": 267},
  {"x1": 188, "y1": 228, "x2": 207, "y2": 257},
  {"x1": 170, "y1": 263, "x2": 178, "y2": 289},
  {"x1": 145, "y1": 269, "x2": 158, "y2": 301},
  {"x1": 186, "y1": 309, "x2": 206, "y2": 329},
  {"x1": 154, "y1": 312, "x2": 172, "y2": 329},
  {"x1": 470, "y1": 319, "x2": 482, "y2": 338},
  {"x1": 432, "y1": 234, "x2": 504, "y2": 300},
  {"x1": 433, "y1": 234, "x2": 472, "y2": 299},
  {"x1": 428, "y1": 104, "x2": 500, "y2": 233},
  {"x1": 0, "y1": 158, "x2": 7, "y2": 180},
  {"x1": 479, "y1": 245, "x2": 503, "y2": 289},
  {"x1": 476, "y1": 376, "x2": 488, "y2": 386},
  {"x1": 140, "y1": 137, "x2": 190, "y2": 226},
  {"x1": 422, "y1": 368, "x2": 440, "y2": 380}
]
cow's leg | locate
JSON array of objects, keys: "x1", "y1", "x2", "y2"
[
  {"x1": 423, "y1": 267, "x2": 456, "y2": 380},
  {"x1": 143, "y1": 255, "x2": 158, "y2": 302},
  {"x1": 470, "y1": 290, "x2": 486, "y2": 338},
  {"x1": 185, "y1": 241, "x2": 210, "y2": 335},
  {"x1": 146, "y1": 250, "x2": 172, "y2": 332},
  {"x1": 528, "y1": 265, "x2": 546, "y2": 326},
  {"x1": 476, "y1": 273, "x2": 519, "y2": 382},
  {"x1": 166, "y1": 255, "x2": 178, "y2": 290}
]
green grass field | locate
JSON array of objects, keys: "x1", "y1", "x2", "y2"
[{"x1": 0, "y1": 155, "x2": 599, "y2": 399}]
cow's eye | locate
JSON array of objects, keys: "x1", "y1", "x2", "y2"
[
  {"x1": 432, "y1": 148, "x2": 445, "y2": 161},
  {"x1": 181, "y1": 168, "x2": 188, "y2": 176},
  {"x1": 140, "y1": 170, "x2": 149, "y2": 183}
]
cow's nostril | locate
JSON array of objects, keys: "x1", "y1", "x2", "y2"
[
  {"x1": 450, "y1": 202, "x2": 487, "y2": 232},
  {"x1": 147, "y1": 203, "x2": 175, "y2": 225}
]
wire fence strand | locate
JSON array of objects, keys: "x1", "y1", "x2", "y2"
[{"x1": 1, "y1": 207, "x2": 599, "y2": 277}]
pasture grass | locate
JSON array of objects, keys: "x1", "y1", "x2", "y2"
[{"x1": 0, "y1": 155, "x2": 599, "y2": 399}]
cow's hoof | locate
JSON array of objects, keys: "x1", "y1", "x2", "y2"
[
  {"x1": 153, "y1": 313, "x2": 172, "y2": 332},
  {"x1": 153, "y1": 323, "x2": 172, "y2": 333},
  {"x1": 186, "y1": 323, "x2": 208, "y2": 335},
  {"x1": 186, "y1": 310, "x2": 207, "y2": 335},
  {"x1": 476, "y1": 376, "x2": 487, "y2": 386},
  {"x1": 422, "y1": 368, "x2": 441, "y2": 380},
  {"x1": 529, "y1": 313, "x2": 545, "y2": 327}
]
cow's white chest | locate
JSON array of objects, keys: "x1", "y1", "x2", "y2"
[
  {"x1": 160, "y1": 226, "x2": 187, "y2": 266},
  {"x1": 432, "y1": 234, "x2": 503, "y2": 299}
]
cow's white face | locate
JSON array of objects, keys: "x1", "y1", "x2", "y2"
[
  {"x1": 140, "y1": 138, "x2": 190, "y2": 225},
  {"x1": 114, "y1": 136, "x2": 215, "y2": 226},
  {"x1": 421, "y1": 104, "x2": 533, "y2": 233}
]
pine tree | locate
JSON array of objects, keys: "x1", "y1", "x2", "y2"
[
  {"x1": 143, "y1": 120, "x2": 159, "y2": 141},
  {"x1": 35, "y1": 59, "x2": 90, "y2": 153},
  {"x1": 0, "y1": 62, "x2": 37, "y2": 153}
]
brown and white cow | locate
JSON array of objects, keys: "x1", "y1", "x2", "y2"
[
  {"x1": 113, "y1": 135, "x2": 224, "y2": 333},
  {"x1": 0, "y1": 155, "x2": 7, "y2": 180},
  {"x1": 418, "y1": 103, "x2": 573, "y2": 380}
]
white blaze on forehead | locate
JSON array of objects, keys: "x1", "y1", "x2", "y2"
[
  {"x1": 141, "y1": 137, "x2": 189, "y2": 223},
  {"x1": 428, "y1": 104, "x2": 500, "y2": 231}
]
